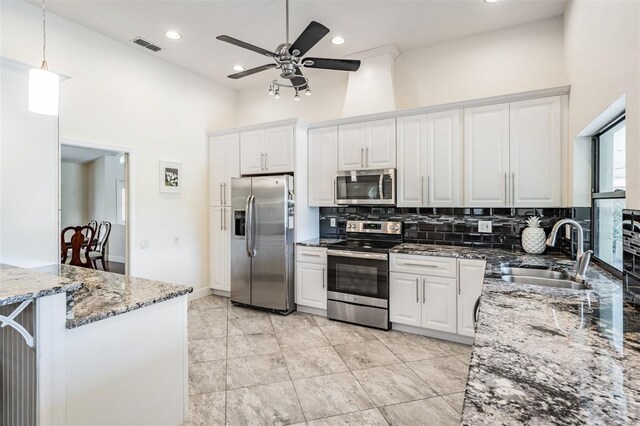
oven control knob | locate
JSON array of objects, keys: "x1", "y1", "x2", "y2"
[{"x1": 391, "y1": 224, "x2": 400, "y2": 231}]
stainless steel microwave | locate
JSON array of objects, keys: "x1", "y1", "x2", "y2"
[{"x1": 335, "y1": 169, "x2": 395, "y2": 205}]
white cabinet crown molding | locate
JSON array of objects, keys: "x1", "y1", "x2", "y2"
[{"x1": 207, "y1": 118, "x2": 308, "y2": 137}]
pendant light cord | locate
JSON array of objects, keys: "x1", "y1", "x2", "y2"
[{"x1": 41, "y1": 0, "x2": 48, "y2": 69}]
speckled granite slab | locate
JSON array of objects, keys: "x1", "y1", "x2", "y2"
[
  {"x1": 35, "y1": 265, "x2": 193, "y2": 329},
  {"x1": 296, "y1": 238, "x2": 345, "y2": 247},
  {"x1": 386, "y1": 244, "x2": 640, "y2": 423},
  {"x1": 0, "y1": 264, "x2": 82, "y2": 306}
]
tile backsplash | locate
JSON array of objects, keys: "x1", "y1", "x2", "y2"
[{"x1": 319, "y1": 207, "x2": 591, "y2": 258}]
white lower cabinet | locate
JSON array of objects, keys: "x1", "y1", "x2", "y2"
[
  {"x1": 421, "y1": 275, "x2": 457, "y2": 333},
  {"x1": 295, "y1": 247, "x2": 327, "y2": 310},
  {"x1": 389, "y1": 272, "x2": 456, "y2": 333},
  {"x1": 389, "y1": 272, "x2": 422, "y2": 327},
  {"x1": 457, "y1": 259, "x2": 487, "y2": 337},
  {"x1": 209, "y1": 207, "x2": 231, "y2": 291},
  {"x1": 389, "y1": 254, "x2": 485, "y2": 339}
]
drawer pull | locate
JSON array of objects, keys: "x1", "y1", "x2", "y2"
[
  {"x1": 400, "y1": 262, "x2": 439, "y2": 268},
  {"x1": 301, "y1": 253, "x2": 321, "y2": 257}
]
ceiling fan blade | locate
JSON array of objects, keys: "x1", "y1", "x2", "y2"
[
  {"x1": 216, "y1": 35, "x2": 274, "y2": 58},
  {"x1": 303, "y1": 57, "x2": 361, "y2": 72},
  {"x1": 291, "y1": 68, "x2": 307, "y2": 90},
  {"x1": 227, "y1": 64, "x2": 276, "y2": 79},
  {"x1": 289, "y1": 21, "x2": 329, "y2": 56}
]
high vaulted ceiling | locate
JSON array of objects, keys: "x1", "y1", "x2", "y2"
[{"x1": 34, "y1": 0, "x2": 568, "y2": 90}]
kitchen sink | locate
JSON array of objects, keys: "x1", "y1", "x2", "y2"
[
  {"x1": 500, "y1": 266, "x2": 591, "y2": 290},
  {"x1": 501, "y1": 275, "x2": 591, "y2": 290},
  {"x1": 500, "y1": 267, "x2": 571, "y2": 280}
]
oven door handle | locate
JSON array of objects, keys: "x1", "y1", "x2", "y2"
[{"x1": 327, "y1": 250, "x2": 388, "y2": 261}]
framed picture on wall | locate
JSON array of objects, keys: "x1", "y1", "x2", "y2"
[{"x1": 159, "y1": 161, "x2": 182, "y2": 193}]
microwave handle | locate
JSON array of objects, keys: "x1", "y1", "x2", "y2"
[{"x1": 379, "y1": 174, "x2": 384, "y2": 200}]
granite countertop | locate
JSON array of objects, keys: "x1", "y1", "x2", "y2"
[
  {"x1": 297, "y1": 238, "x2": 345, "y2": 247},
  {"x1": 393, "y1": 244, "x2": 640, "y2": 424},
  {"x1": 0, "y1": 264, "x2": 83, "y2": 307},
  {"x1": 35, "y1": 264, "x2": 193, "y2": 328}
]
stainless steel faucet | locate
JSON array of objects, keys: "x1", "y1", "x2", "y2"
[{"x1": 545, "y1": 219, "x2": 593, "y2": 282}]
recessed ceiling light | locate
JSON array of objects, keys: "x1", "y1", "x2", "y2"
[
  {"x1": 484, "y1": 0, "x2": 500, "y2": 3},
  {"x1": 232, "y1": 65, "x2": 245, "y2": 72},
  {"x1": 164, "y1": 30, "x2": 182, "y2": 40},
  {"x1": 330, "y1": 36, "x2": 345, "y2": 45}
]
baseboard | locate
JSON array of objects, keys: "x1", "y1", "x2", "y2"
[
  {"x1": 211, "y1": 289, "x2": 230, "y2": 298},
  {"x1": 392, "y1": 323, "x2": 474, "y2": 345},
  {"x1": 108, "y1": 255, "x2": 125, "y2": 263},
  {"x1": 296, "y1": 305, "x2": 327, "y2": 317},
  {"x1": 188, "y1": 287, "x2": 213, "y2": 301}
]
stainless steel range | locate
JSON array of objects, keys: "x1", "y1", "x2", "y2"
[{"x1": 326, "y1": 220, "x2": 402, "y2": 330}]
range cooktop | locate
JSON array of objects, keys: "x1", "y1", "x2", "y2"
[{"x1": 328, "y1": 240, "x2": 400, "y2": 253}]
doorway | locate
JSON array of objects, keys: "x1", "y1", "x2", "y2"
[{"x1": 59, "y1": 143, "x2": 130, "y2": 274}]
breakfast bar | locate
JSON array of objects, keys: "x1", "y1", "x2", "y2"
[{"x1": 0, "y1": 264, "x2": 192, "y2": 425}]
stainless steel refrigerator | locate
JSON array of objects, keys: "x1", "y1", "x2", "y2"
[{"x1": 230, "y1": 175, "x2": 295, "y2": 313}]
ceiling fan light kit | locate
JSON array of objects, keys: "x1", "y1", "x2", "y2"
[{"x1": 216, "y1": 0, "x2": 360, "y2": 100}]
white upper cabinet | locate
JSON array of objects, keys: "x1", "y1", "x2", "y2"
[
  {"x1": 366, "y1": 118, "x2": 396, "y2": 169},
  {"x1": 426, "y1": 110, "x2": 461, "y2": 206},
  {"x1": 264, "y1": 126, "x2": 294, "y2": 173},
  {"x1": 463, "y1": 103, "x2": 510, "y2": 207},
  {"x1": 338, "y1": 119, "x2": 395, "y2": 171},
  {"x1": 240, "y1": 130, "x2": 265, "y2": 175},
  {"x1": 209, "y1": 133, "x2": 240, "y2": 207},
  {"x1": 240, "y1": 125, "x2": 294, "y2": 175},
  {"x1": 509, "y1": 96, "x2": 562, "y2": 207},
  {"x1": 397, "y1": 115, "x2": 426, "y2": 207},
  {"x1": 308, "y1": 126, "x2": 338, "y2": 207},
  {"x1": 338, "y1": 122, "x2": 367, "y2": 170},
  {"x1": 396, "y1": 111, "x2": 460, "y2": 207}
]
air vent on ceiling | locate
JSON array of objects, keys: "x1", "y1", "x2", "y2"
[{"x1": 133, "y1": 37, "x2": 162, "y2": 52}]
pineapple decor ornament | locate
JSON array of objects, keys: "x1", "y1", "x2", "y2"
[{"x1": 522, "y1": 216, "x2": 546, "y2": 254}]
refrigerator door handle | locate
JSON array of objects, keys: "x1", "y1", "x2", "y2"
[
  {"x1": 249, "y1": 195, "x2": 257, "y2": 257},
  {"x1": 245, "y1": 195, "x2": 254, "y2": 257}
]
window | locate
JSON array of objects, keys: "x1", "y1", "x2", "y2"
[{"x1": 592, "y1": 115, "x2": 625, "y2": 271}]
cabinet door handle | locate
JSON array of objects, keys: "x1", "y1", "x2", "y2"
[
  {"x1": 220, "y1": 183, "x2": 223, "y2": 205},
  {"x1": 220, "y1": 209, "x2": 223, "y2": 231},
  {"x1": 223, "y1": 208, "x2": 226, "y2": 230},
  {"x1": 420, "y1": 176, "x2": 424, "y2": 205},
  {"x1": 511, "y1": 172, "x2": 515, "y2": 205},
  {"x1": 426, "y1": 176, "x2": 430, "y2": 205},
  {"x1": 224, "y1": 183, "x2": 227, "y2": 205},
  {"x1": 422, "y1": 278, "x2": 426, "y2": 304},
  {"x1": 265, "y1": 153, "x2": 269, "y2": 171},
  {"x1": 366, "y1": 147, "x2": 370, "y2": 167},
  {"x1": 261, "y1": 153, "x2": 265, "y2": 171},
  {"x1": 322, "y1": 268, "x2": 326, "y2": 288},
  {"x1": 415, "y1": 278, "x2": 419, "y2": 303},
  {"x1": 504, "y1": 173, "x2": 508, "y2": 206},
  {"x1": 360, "y1": 147, "x2": 364, "y2": 167}
]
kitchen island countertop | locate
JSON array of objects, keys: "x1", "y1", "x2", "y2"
[{"x1": 35, "y1": 264, "x2": 193, "y2": 328}]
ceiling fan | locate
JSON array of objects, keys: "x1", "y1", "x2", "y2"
[{"x1": 216, "y1": 0, "x2": 361, "y2": 98}]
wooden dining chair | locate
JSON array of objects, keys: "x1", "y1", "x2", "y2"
[
  {"x1": 88, "y1": 221, "x2": 112, "y2": 271},
  {"x1": 61, "y1": 225, "x2": 95, "y2": 268}
]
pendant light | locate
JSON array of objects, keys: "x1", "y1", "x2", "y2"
[{"x1": 28, "y1": 0, "x2": 59, "y2": 116}]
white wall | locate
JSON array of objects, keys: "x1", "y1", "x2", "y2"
[
  {"x1": 235, "y1": 72, "x2": 348, "y2": 126},
  {"x1": 564, "y1": 0, "x2": 640, "y2": 208},
  {"x1": 395, "y1": 17, "x2": 566, "y2": 109},
  {"x1": 235, "y1": 17, "x2": 567, "y2": 124},
  {"x1": 1, "y1": 0, "x2": 237, "y2": 291},
  {"x1": 0, "y1": 67, "x2": 59, "y2": 267},
  {"x1": 60, "y1": 162, "x2": 88, "y2": 228}
]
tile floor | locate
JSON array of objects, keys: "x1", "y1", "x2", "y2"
[{"x1": 184, "y1": 295, "x2": 471, "y2": 425}]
